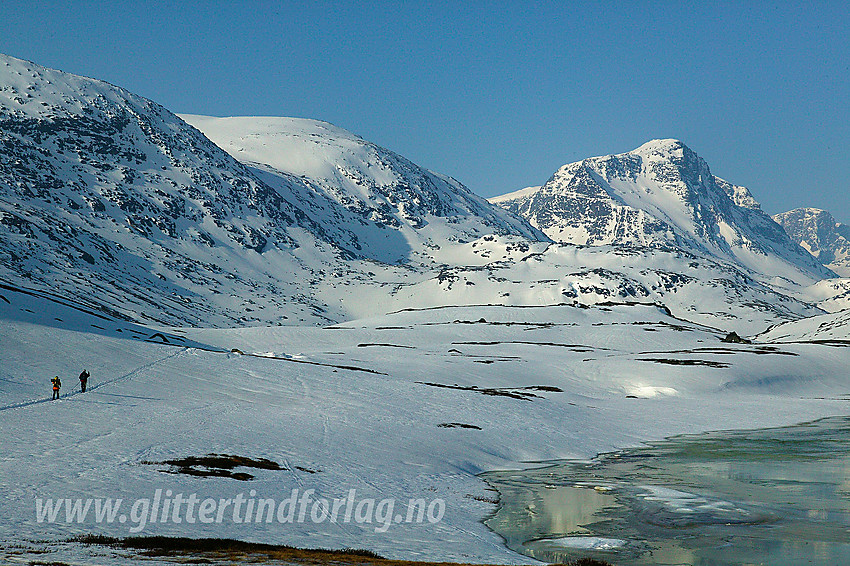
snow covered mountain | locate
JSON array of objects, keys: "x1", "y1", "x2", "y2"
[
  {"x1": 773, "y1": 208, "x2": 850, "y2": 278},
  {"x1": 0, "y1": 54, "x2": 828, "y2": 333},
  {"x1": 0, "y1": 55, "x2": 538, "y2": 327},
  {"x1": 0, "y1": 53, "x2": 362, "y2": 326},
  {"x1": 491, "y1": 140, "x2": 834, "y2": 285},
  {"x1": 181, "y1": 120, "x2": 827, "y2": 332},
  {"x1": 180, "y1": 115, "x2": 543, "y2": 265}
]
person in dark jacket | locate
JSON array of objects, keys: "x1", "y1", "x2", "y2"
[
  {"x1": 51, "y1": 376, "x2": 61, "y2": 400},
  {"x1": 79, "y1": 370, "x2": 90, "y2": 392}
]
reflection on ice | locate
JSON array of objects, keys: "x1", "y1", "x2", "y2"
[
  {"x1": 539, "y1": 536, "x2": 627, "y2": 550},
  {"x1": 483, "y1": 416, "x2": 850, "y2": 565},
  {"x1": 631, "y1": 485, "x2": 778, "y2": 527}
]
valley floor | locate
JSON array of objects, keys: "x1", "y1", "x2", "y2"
[{"x1": 1, "y1": 291, "x2": 849, "y2": 564}]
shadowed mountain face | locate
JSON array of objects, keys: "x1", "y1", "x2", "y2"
[
  {"x1": 491, "y1": 140, "x2": 834, "y2": 285},
  {"x1": 774, "y1": 208, "x2": 850, "y2": 278},
  {"x1": 180, "y1": 115, "x2": 544, "y2": 266}
]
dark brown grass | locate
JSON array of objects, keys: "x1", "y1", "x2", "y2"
[{"x1": 72, "y1": 535, "x2": 613, "y2": 565}]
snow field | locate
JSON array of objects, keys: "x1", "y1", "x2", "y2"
[{"x1": 2, "y1": 293, "x2": 849, "y2": 563}]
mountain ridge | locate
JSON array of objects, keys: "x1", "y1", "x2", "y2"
[
  {"x1": 179, "y1": 114, "x2": 544, "y2": 265},
  {"x1": 0, "y1": 54, "x2": 830, "y2": 333},
  {"x1": 773, "y1": 207, "x2": 850, "y2": 278},
  {"x1": 490, "y1": 139, "x2": 834, "y2": 285}
]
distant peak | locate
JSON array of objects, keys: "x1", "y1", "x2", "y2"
[
  {"x1": 178, "y1": 115, "x2": 363, "y2": 143},
  {"x1": 632, "y1": 139, "x2": 688, "y2": 155},
  {"x1": 777, "y1": 207, "x2": 828, "y2": 216},
  {"x1": 488, "y1": 185, "x2": 541, "y2": 203}
]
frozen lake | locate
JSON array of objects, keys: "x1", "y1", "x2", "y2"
[{"x1": 483, "y1": 416, "x2": 850, "y2": 565}]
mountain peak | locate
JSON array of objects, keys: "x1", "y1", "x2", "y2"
[
  {"x1": 181, "y1": 114, "x2": 544, "y2": 265},
  {"x1": 774, "y1": 208, "x2": 850, "y2": 277},
  {"x1": 0, "y1": 55, "x2": 351, "y2": 325},
  {"x1": 491, "y1": 141, "x2": 834, "y2": 284},
  {"x1": 0, "y1": 53, "x2": 140, "y2": 120},
  {"x1": 778, "y1": 207, "x2": 829, "y2": 218},
  {"x1": 632, "y1": 138, "x2": 688, "y2": 155}
]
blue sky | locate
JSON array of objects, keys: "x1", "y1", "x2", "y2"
[{"x1": 1, "y1": 1, "x2": 848, "y2": 221}]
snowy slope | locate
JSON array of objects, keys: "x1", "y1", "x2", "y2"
[
  {"x1": 0, "y1": 55, "x2": 549, "y2": 329},
  {"x1": 0, "y1": 53, "x2": 363, "y2": 326},
  {"x1": 491, "y1": 140, "x2": 833, "y2": 285},
  {"x1": 382, "y1": 241, "x2": 821, "y2": 335},
  {"x1": 759, "y1": 308, "x2": 850, "y2": 342},
  {"x1": 180, "y1": 115, "x2": 543, "y2": 265},
  {"x1": 799, "y1": 278, "x2": 850, "y2": 312},
  {"x1": 774, "y1": 207, "x2": 850, "y2": 277},
  {"x1": 2, "y1": 290, "x2": 850, "y2": 564}
]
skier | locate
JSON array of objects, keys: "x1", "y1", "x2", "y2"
[
  {"x1": 79, "y1": 370, "x2": 90, "y2": 392},
  {"x1": 51, "y1": 376, "x2": 61, "y2": 400}
]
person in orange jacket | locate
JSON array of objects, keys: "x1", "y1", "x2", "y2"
[{"x1": 51, "y1": 376, "x2": 61, "y2": 400}]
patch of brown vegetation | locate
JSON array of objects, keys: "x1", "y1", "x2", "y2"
[
  {"x1": 437, "y1": 422, "x2": 482, "y2": 430},
  {"x1": 638, "y1": 358, "x2": 730, "y2": 368},
  {"x1": 72, "y1": 535, "x2": 611, "y2": 566},
  {"x1": 142, "y1": 453, "x2": 284, "y2": 481},
  {"x1": 416, "y1": 382, "x2": 562, "y2": 400}
]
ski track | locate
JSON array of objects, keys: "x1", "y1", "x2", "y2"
[
  {"x1": 280, "y1": 456, "x2": 306, "y2": 488},
  {"x1": 0, "y1": 347, "x2": 188, "y2": 412}
]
